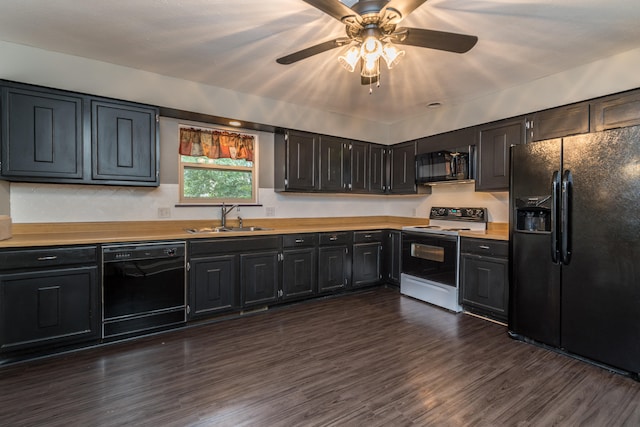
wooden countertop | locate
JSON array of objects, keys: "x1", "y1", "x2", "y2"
[{"x1": 0, "y1": 217, "x2": 509, "y2": 248}]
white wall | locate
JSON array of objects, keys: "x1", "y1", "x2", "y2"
[{"x1": 5, "y1": 42, "x2": 640, "y2": 225}]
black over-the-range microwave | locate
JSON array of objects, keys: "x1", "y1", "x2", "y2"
[{"x1": 416, "y1": 147, "x2": 475, "y2": 183}]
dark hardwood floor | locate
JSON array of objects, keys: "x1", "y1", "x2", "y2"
[{"x1": 1, "y1": 287, "x2": 639, "y2": 426}]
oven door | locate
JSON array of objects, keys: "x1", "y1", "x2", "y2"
[{"x1": 401, "y1": 231, "x2": 458, "y2": 287}]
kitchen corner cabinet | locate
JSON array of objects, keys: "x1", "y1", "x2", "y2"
[
  {"x1": 388, "y1": 141, "x2": 417, "y2": 194},
  {"x1": 352, "y1": 231, "x2": 383, "y2": 288},
  {"x1": 274, "y1": 130, "x2": 318, "y2": 191},
  {"x1": 383, "y1": 230, "x2": 402, "y2": 286},
  {"x1": 460, "y1": 238, "x2": 508, "y2": 322},
  {"x1": 0, "y1": 246, "x2": 99, "y2": 355},
  {"x1": 0, "y1": 80, "x2": 159, "y2": 187},
  {"x1": 282, "y1": 234, "x2": 317, "y2": 301},
  {"x1": 318, "y1": 231, "x2": 351, "y2": 294},
  {"x1": 590, "y1": 88, "x2": 640, "y2": 132},
  {"x1": 476, "y1": 118, "x2": 524, "y2": 191},
  {"x1": 525, "y1": 102, "x2": 590, "y2": 143}
]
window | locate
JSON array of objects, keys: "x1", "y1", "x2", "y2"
[{"x1": 178, "y1": 125, "x2": 258, "y2": 204}]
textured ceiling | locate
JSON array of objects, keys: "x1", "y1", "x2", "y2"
[{"x1": 1, "y1": 0, "x2": 640, "y2": 124}]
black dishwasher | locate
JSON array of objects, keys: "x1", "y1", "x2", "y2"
[{"x1": 102, "y1": 242, "x2": 186, "y2": 340}]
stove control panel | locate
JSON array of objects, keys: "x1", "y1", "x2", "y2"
[{"x1": 429, "y1": 207, "x2": 487, "y2": 222}]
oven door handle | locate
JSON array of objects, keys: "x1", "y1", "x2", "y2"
[{"x1": 411, "y1": 243, "x2": 445, "y2": 263}]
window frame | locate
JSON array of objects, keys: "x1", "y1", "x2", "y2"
[{"x1": 178, "y1": 124, "x2": 259, "y2": 205}]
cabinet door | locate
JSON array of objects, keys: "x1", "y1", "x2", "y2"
[
  {"x1": 282, "y1": 248, "x2": 316, "y2": 300},
  {"x1": 350, "y1": 141, "x2": 369, "y2": 193},
  {"x1": 590, "y1": 89, "x2": 640, "y2": 131},
  {"x1": 0, "y1": 266, "x2": 98, "y2": 352},
  {"x1": 1, "y1": 85, "x2": 83, "y2": 179},
  {"x1": 383, "y1": 230, "x2": 401, "y2": 285},
  {"x1": 189, "y1": 255, "x2": 237, "y2": 318},
  {"x1": 352, "y1": 242, "x2": 382, "y2": 287},
  {"x1": 318, "y1": 246, "x2": 348, "y2": 293},
  {"x1": 389, "y1": 142, "x2": 416, "y2": 194},
  {"x1": 461, "y1": 254, "x2": 508, "y2": 321},
  {"x1": 318, "y1": 135, "x2": 347, "y2": 192},
  {"x1": 240, "y1": 251, "x2": 279, "y2": 307},
  {"x1": 91, "y1": 99, "x2": 158, "y2": 185},
  {"x1": 369, "y1": 144, "x2": 386, "y2": 193},
  {"x1": 526, "y1": 102, "x2": 589, "y2": 142},
  {"x1": 476, "y1": 119, "x2": 524, "y2": 191},
  {"x1": 286, "y1": 130, "x2": 318, "y2": 191}
]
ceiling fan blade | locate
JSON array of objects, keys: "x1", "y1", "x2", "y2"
[
  {"x1": 393, "y1": 27, "x2": 478, "y2": 53},
  {"x1": 302, "y1": 0, "x2": 359, "y2": 23},
  {"x1": 382, "y1": 0, "x2": 428, "y2": 20},
  {"x1": 276, "y1": 38, "x2": 350, "y2": 65}
]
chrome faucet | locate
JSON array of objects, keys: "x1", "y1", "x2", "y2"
[{"x1": 220, "y1": 203, "x2": 238, "y2": 228}]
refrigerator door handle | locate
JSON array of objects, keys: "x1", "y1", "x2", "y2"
[
  {"x1": 561, "y1": 170, "x2": 573, "y2": 265},
  {"x1": 551, "y1": 170, "x2": 561, "y2": 263}
]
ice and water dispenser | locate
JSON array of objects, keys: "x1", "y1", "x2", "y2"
[{"x1": 515, "y1": 196, "x2": 552, "y2": 232}]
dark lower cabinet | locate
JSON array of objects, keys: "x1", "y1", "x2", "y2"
[
  {"x1": 241, "y1": 251, "x2": 280, "y2": 307},
  {"x1": 383, "y1": 230, "x2": 401, "y2": 286},
  {"x1": 189, "y1": 254, "x2": 238, "y2": 318},
  {"x1": 352, "y1": 231, "x2": 383, "y2": 288},
  {"x1": 460, "y1": 238, "x2": 509, "y2": 322},
  {"x1": 0, "y1": 266, "x2": 98, "y2": 354},
  {"x1": 318, "y1": 232, "x2": 351, "y2": 294},
  {"x1": 282, "y1": 247, "x2": 316, "y2": 300}
]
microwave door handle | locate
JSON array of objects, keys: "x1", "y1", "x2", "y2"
[{"x1": 450, "y1": 154, "x2": 457, "y2": 176}]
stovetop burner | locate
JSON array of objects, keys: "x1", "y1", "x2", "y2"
[{"x1": 402, "y1": 207, "x2": 488, "y2": 236}]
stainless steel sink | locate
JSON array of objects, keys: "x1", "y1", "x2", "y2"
[{"x1": 184, "y1": 226, "x2": 272, "y2": 234}]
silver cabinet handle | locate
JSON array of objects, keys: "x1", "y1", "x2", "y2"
[
  {"x1": 479, "y1": 245, "x2": 490, "y2": 250},
  {"x1": 37, "y1": 256, "x2": 58, "y2": 261},
  {"x1": 364, "y1": 234, "x2": 372, "y2": 238},
  {"x1": 329, "y1": 236, "x2": 338, "y2": 241},
  {"x1": 295, "y1": 239, "x2": 304, "y2": 243}
]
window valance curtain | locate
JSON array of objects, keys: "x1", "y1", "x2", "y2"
[{"x1": 179, "y1": 127, "x2": 254, "y2": 161}]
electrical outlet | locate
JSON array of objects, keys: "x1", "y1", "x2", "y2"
[
  {"x1": 157, "y1": 207, "x2": 171, "y2": 218},
  {"x1": 265, "y1": 207, "x2": 276, "y2": 217},
  {"x1": 412, "y1": 208, "x2": 417, "y2": 217}
]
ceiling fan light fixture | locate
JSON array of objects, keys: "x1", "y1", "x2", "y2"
[
  {"x1": 360, "y1": 56, "x2": 380, "y2": 79},
  {"x1": 338, "y1": 45, "x2": 361, "y2": 72},
  {"x1": 360, "y1": 34, "x2": 383, "y2": 61},
  {"x1": 382, "y1": 42, "x2": 405, "y2": 69}
]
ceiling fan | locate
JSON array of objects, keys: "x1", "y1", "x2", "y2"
[{"x1": 276, "y1": 0, "x2": 478, "y2": 87}]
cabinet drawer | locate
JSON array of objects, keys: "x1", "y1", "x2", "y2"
[
  {"x1": 190, "y1": 236, "x2": 280, "y2": 256},
  {"x1": 318, "y1": 232, "x2": 352, "y2": 246},
  {"x1": 0, "y1": 246, "x2": 97, "y2": 270},
  {"x1": 282, "y1": 233, "x2": 318, "y2": 248},
  {"x1": 461, "y1": 238, "x2": 508, "y2": 257},
  {"x1": 353, "y1": 230, "x2": 383, "y2": 243}
]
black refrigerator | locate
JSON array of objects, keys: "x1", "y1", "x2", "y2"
[{"x1": 509, "y1": 125, "x2": 640, "y2": 375}]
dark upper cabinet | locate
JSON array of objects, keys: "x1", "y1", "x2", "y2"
[
  {"x1": 389, "y1": 141, "x2": 416, "y2": 194},
  {"x1": 416, "y1": 127, "x2": 476, "y2": 154},
  {"x1": 369, "y1": 144, "x2": 386, "y2": 193},
  {"x1": 525, "y1": 102, "x2": 590, "y2": 142},
  {"x1": 350, "y1": 141, "x2": 369, "y2": 193},
  {"x1": 0, "y1": 80, "x2": 159, "y2": 186},
  {"x1": 476, "y1": 118, "x2": 525, "y2": 191},
  {"x1": 318, "y1": 135, "x2": 348, "y2": 192},
  {"x1": 189, "y1": 254, "x2": 238, "y2": 319},
  {"x1": 590, "y1": 88, "x2": 640, "y2": 132},
  {"x1": 275, "y1": 129, "x2": 318, "y2": 191},
  {"x1": 91, "y1": 99, "x2": 158, "y2": 185},
  {"x1": 1, "y1": 84, "x2": 83, "y2": 180}
]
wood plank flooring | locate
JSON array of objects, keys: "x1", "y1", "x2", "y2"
[{"x1": 1, "y1": 287, "x2": 639, "y2": 426}]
